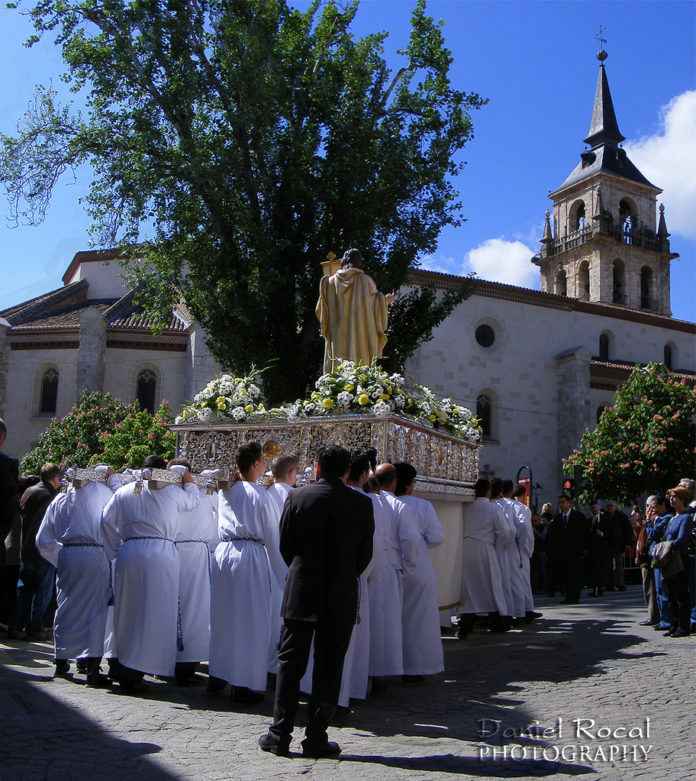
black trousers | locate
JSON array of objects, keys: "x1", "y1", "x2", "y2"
[
  {"x1": 665, "y1": 570, "x2": 690, "y2": 632},
  {"x1": 565, "y1": 556, "x2": 584, "y2": 602},
  {"x1": 0, "y1": 564, "x2": 19, "y2": 627},
  {"x1": 269, "y1": 617, "x2": 353, "y2": 745}
]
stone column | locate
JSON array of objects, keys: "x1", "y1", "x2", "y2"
[
  {"x1": 555, "y1": 348, "x2": 592, "y2": 487},
  {"x1": 186, "y1": 323, "x2": 221, "y2": 403},
  {"x1": 0, "y1": 317, "x2": 9, "y2": 420},
  {"x1": 76, "y1": 307, "x2": 107, "y2": 395}
]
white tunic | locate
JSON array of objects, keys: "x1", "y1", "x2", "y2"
[
  {"x1": 494, "y1": 498, "x2": 521, "y2": 617},
  {"x1": 399, "y1": 495, "x2": 445, "y2": 675},
  {"x1": 511, "y1": 500, "x2": 535, "y2": 613},
  {"x1": 265, "y1": 482, "x2": 293, "y2": 673},
  {"x1": 460, "y1": 497, "x2": 511, "y2": 615},
  {"x1": 102, "y1": 481, "x2": 200, "y2": 676},
  {"x1": 209, "y1": 481, "x2": 275, "y2": 691},
  {"x1": 175, "y1": 491, "x2": 219, "y2": 663},
  {"x1": 367, "y1": 491, "x2": 419, "y2": 677},
  {"x1": 36, "y1": 483, "x2": 113, "y2": 660}
]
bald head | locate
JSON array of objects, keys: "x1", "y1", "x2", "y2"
[{"x1": 375, "y1": 463, "x2": 397, "y2": 492}]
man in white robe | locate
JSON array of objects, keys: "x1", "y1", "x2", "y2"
[
  {"x1": 169, "y1": 463, "x2": 220, "y2": 685},
  {"x1": 368, "y1": 463, "x2": 419, "y2": 684},
  {"x1": 35, "y1": 465, "x2": 113, "y2": 685},
  {"x1": 209, "y1": 441, "x2": 275, "y2": 703},
  {"x1": 511, "y1": 484, "x2": 541, "y2": 623},
  {"x1": 265, "y1": 456, "x2": 298, "y2": 675},
  {"x1": 394, "y1": 462, "x2": 445, "y2": 680},
  {"x1": 491, "y1": 478, "x2": 518, "y2": 628},
  {"x1": 459, "y1": 478, "x2": 512, "y2": 637},
  {"x1": 102, "y1": 456, "x2": 199, "y2": 691}
]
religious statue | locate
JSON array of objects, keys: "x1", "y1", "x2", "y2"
[{"x1": 315, "y1": 248, "x2": 393, "y2": 374}]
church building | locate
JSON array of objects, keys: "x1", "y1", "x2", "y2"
[
  {"x1": 0, "y1": 49, "x2": 692, "y2": 503},
  {"x1": 410, "y1": 48, "x2": 691, "y2": 502}
]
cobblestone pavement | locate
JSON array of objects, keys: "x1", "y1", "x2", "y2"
[{"x1": 1, "y1": 585, "x2": 694, "y2": 781}]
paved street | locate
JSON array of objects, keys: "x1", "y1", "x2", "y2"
[{"x1": 1, "y1": 585, "x2": 693, "y2": 781}]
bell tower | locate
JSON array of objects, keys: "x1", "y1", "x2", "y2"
[{"x1": 534, "y1": 45, "x2": 678, "y2": 315}]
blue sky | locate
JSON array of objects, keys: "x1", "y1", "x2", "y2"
[{"x1": 1, "y1": 0, "x2": 694, "y2": 318}]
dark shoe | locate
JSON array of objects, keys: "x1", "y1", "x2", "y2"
[
  {"x1": 670, "y1": 628, "x2": 689, "y2": 638},
  {"x1": 118, "y1": 678, "x2": 147, "y2": 693},
  {"x1": 639, "y1": 620, "x2": 657, "y2": 626},
  {"x1": 54, "y1": 660, "x2": 71, "y2": 678},
  {"x1": 258, "y1": 732, "x2": 290, "y2": 757},
  {"x1": 86, "y1": 672, "x2": 111, "y2": 688},
  {"x1": 206, "y1": 676, "x2": 227, "y2": 694},
  {"x1": 301, "y1": 739, "x2": 341, "y2": 758},
  {"x1": 663, "y1": 629, "x2": 676, "y2": 637},
  {"x1": 525, "y1": 611, "x2": 542, "y2": 622},
  {"x1": 401, "y1": 675, "x2": 425, "y2": 684},
  {"x1": 230, "y1": 686, "x2": 264, "y2": 704}
]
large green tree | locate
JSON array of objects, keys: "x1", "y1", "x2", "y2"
[
  {"x1": 565, "y1": 363, "x2": 696, "y2": 503},
  {"x1": 1, "y1": 0, "x2": 484, "y2": 402}
]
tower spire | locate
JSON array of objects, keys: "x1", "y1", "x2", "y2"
[{"x1": 584, "y1": 41, "x2": 625, "y2": 149}]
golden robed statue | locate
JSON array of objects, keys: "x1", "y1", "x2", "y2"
[{"x1": 315, "y1": 248, "x2": 394, "y2": 374}]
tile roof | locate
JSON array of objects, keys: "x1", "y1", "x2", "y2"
[
  {"x1": 591, "y1": 358, "x2": 696, "y2": 382},
  {"x1": 11, "y1": 302, "x2": 113, "y2": 331}
]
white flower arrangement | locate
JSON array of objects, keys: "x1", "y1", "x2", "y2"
[{"x1": 178, "y1": 361, "x2": 480, "y2": 443}]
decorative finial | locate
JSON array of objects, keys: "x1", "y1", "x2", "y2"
[{"x1": 596, "y1": 25, "x2": 608, "y2": 62}]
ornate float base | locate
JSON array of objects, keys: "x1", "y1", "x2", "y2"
[{"x1": 173, "y1": 414, "x2": 479, "y2": 621}]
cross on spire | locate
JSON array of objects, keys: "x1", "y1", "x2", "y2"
[{"x1": 596, "y1": 26, "x2": 608, "y2": 61}]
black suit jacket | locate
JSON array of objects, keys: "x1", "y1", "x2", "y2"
[
  {"x1": 547, "y1": 508, "x2": 591, "y2": 559},
  {"x1": 279, "y1": 478, "x2": 374, "y2": 625},
  {"x1": 601, "y1": 510, "x2": 634, "y2": 554},
  {"x1": 0, "y1": 452, "x2": 20, "y2": 566},
  {"x1": 19, "y1": 481, "x2": 58, "y2": 564}
]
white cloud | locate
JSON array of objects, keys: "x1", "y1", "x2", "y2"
[
  {"x1": 625, "y1": 90, "x2": 696, "y2": 240},
  {"x1": 465, "y1": 238, "x2": 537, "y2": 287},
  {"x1": 419, "y1": 254, "x2": 459, "y2": 275}
]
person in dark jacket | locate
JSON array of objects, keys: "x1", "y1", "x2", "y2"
[
  {"x1": 588, "y1": 501, "x2": 610, "y2": 598},
  {"x1": 259, "y1": 445, "x2": 374, "y2": 759},
  {"x1": 546, "y1": 495, "x2": 591, "y2": 604},
  {"x1": 16, "y1": 463, "x2": 61, "y2": 640},
  {"x1": 662, "y1": 487, "x2": 694, "y2": 637},
  {"x1": 0, "y1": 419, "x2": 21, "y2": 632},
  {"x1": 602, "y1": 501, "x2": 634, "y2": 591}
]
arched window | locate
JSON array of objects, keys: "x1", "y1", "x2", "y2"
[
  {"x1": 555, "y1": 269, "x2": 567, "y2": 297},
  {"x1": 578, "y1": 261, "x2": 590, "y2": 301},
  {"x1": 136, "y1": 369, "x2": 157, "y2": 414},
  {"x1": 39, "y1": 368, "x2": 59, "y2": 415},
  {"x1": 599, "y1": 333, "x2": 610, "y2": 361},
  {"x1": 619, "y1": 199, "x2": 635, "y2": 245},
  {"x1": 664, "y1": 344, "x2": 674, "y2": 370},
  {"x1": 640, "y1": 266, "x2": 653, "y2": 310},
  {"x1": 569, "y1": 200, "x2": 586, "y2": 232},
  {"x1": 476, "y1": 394, "x2": 492, "y2": 439},
  {"x1": 612, "y1": 259, "x2": 625, "y2": 304}
]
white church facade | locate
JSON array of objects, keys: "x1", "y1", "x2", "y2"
[{"x1": 0, "y1": 51, "x2": 692, "y2": 504}]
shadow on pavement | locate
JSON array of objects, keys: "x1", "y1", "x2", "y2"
[{"x1": 0, "y1": 663, "x2": 175, "y2": 779}]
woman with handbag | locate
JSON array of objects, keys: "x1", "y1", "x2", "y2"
[{"x1": 662, "y1": 487, "x2": 694, "y2": 638}]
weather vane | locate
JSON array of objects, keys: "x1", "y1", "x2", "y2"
[{"x1": 596, "y1": 25, "x2": 608, "y2": 61}]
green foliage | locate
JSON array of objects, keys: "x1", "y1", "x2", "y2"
[
  {"x1": 1, "y1": 0, "x2": 484, "y2": 402},
  {"x1": 565, "y1": 363, "x2": 696, "y2": 503},
  {"x1": 96, "y1": 402, "x2": 177, "y2": 469},
  {"x1": 20, "y1": 392, "x2": 130, "y2": 474}
]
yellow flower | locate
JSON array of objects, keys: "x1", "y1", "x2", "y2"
[
  {"x1": 358, "y1": 393, "x2": 370, "y2": 406},
  {"x1": 244, "y1": 404, "x2": 254, "y2": 413},
  {"x1": 428, "y1": 413, "x2": 437, "y2": 422},
  {"x1": 322, "y1": 398, "x2": 335, "y2": 410},
  {"x1": 216, "y1": 397, "x2": 227, "y2": 411},
  {"x1": 344, "y1": 383, "x2": 354, "y2": 392}
]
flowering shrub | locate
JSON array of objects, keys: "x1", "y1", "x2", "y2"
[
  {"x1": 21, "y1": 392, "x2": 131, "y2": 474},
  {"x1": 565, "y1": 363, "x2": 696, "y2": 503},
  {"x1": 96, "y1": 402, "x2": 177, "y2": 469},
  {"x1": 176, "y1": 370, "x2": 268, "y2": 424},
  {"x1": 286, "y1": 362, "x2": 480, "y2": 442}
]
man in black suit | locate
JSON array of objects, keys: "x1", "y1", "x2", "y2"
[
  {"x1": 601, "y1": 500, "x2": 634, "y2": 591},
  {"x1": 259, "y1": 445, "x2": 374, "y2": 758},
  {"x1": 0, "y1": 419, "x2": 21, "y2": 631},
  {"x1": 546, "y1": 494, "x2": 591, "y2": 604}
]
